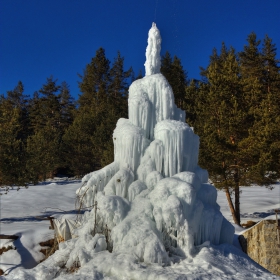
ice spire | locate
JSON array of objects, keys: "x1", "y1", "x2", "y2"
[{"x1": 144, "y1": 22, "x2": 162, "y2": 76}]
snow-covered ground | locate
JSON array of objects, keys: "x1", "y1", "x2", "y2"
[
  {"x1": 0, "y1": 179, "x2": 279, "y2": 279},
  {"x1": 217, "y1": 183, "x2": 280, "y2": 228},
  {"x1": 0, "y1": 179, "x2": 82, "y2": 275}
]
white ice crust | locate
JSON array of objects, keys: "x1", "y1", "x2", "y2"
[{"x1": 18, "y1": 23, "x2": 235, "y2": 277}]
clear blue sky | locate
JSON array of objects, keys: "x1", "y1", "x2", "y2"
[{"x1": 1, "y1": 0, "x2": 279, "y2": 99}]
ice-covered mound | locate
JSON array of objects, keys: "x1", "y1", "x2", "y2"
[
  {"x1": 72, "y1": 25, "x2": 235, "y2": 272},
  {"x1": 74, "y1": 23, "x2": 234, "y2": 265},
  {"x1": 6, "y1": 23, "x2": 238, "y2": 279}
]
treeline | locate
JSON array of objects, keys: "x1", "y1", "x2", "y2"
[
  {"x1": 1, "y1": 33, "x2": 279, "y2": 222},
  {"x1": 162, "y1": 33, "x2": 280, "y2": 224},
  {"x1": 0, "y1": 48, "x2": 135, "y2": 185}
]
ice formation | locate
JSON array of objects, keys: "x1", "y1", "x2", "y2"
[{"x1": 63, "y1": 22, "x2": 235, "y2": 269}]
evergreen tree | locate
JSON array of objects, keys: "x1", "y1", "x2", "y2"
[
  {"x1": 0, "y1": 92, "x2": 28, "y2": 186},
  {"x1": 58, "y1": 82, "x2": 75, "y2": 133},
  {"x1": 6, "y1": 81, "x2": 30, "y2": 141},
  {"x1": 64, "y1": 49, "x2": 132, "y2": 174},
  {"x1": 98, "y1": 51, "x2": 132, "y2": 166},
  {"x1": 78, "y1": 47, "x2": 110, "y2": 108},
  {"x1": 239, "y1": 35, "x2": 280, "y2": 184},
  {"x1": 63, "y1": 108, "x2": 98, "y2": 175},
  {"x1": 185, "y1": 79, "x2": 199, "y2": 126},
  {"x1": 65, "y1": 48, "x2": 112, "y2": 173},
  {"x1": 161, "y1": 51, "x2": 188, "y2": 109},
  {"x1": 135, "y1": 69, "x2": 143, "y2": 80},
  {"x1": 195, "y1": 36, "x2": 280, "y2": 224},
  {"x1": 109, "y1": 51, "x2": 132, "y2": 116},
  {"x1": 171, "y1": 56, "x2": 188, "y2": 108},
  {"x1": 26, "y1": 125, "x2": 61, "y2": 181},
  {"x1": 196, "y1": 46, "x2": 247, "y2": 225},
  {"x1": 161, "y1": 51, "x2": 173, "y2": 82},
  {"x1": 27, "y1": 77, "x2": 63, "y2": 180},
  {"x1": 29, "y1": 77, "x2": 61, "y2": 132},
  {"x1": 239, "y1": 33, "x2": 264, "y2": 116}
]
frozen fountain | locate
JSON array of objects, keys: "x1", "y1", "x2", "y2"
[
  {"x1": 74, "y1": 22, "x2": 234, "y2": 265},
  {"x1": 7, "y1": 23, "x2": 278, "y2": 280}
]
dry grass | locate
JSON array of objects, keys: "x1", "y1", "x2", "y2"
[
  {"x1": 241, "y1": 220, "x2": 257, "y2": 228},
  {"x1": 0, "y1": 246, "x2": 16, "y2": 276},
  {"x1": 67, "y1": 261, "x2": 80, "y2": 273},
  {"x1": 0, "y1": 245, "x2": 15, "y2": 255},
  {"x1": 39, "y1": 238, "x2": 59, "y2": 262}
]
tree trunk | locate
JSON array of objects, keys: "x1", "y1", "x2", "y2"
[
  {"x1": 234, "y1": 182, "x2": 241, "y2": 225},
  {"x1": 233, "y1": 161, "x2": 241, "y2": 225},
  {"x1": 224, "y1": 186, "x2": 240, "y2": 225}
]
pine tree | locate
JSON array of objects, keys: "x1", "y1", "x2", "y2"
[
  {"x1": 65, "y1": 49, "x2": 133, "y2": 174},
  {"x1": 26, "y1": 125, "x2": 61, "y2": 181},
  {"x1": 239, "y1": 33, "x2": 264, "y2": 116},
  {"x1": 239, "y1": 35, "x2": 280, "y2": 185},
  {"x1": 171, "y1": 56, "x2": 188, "y2": 108},
  {"x1": 0, "y1": 94, "x2": 28, "y2": 186},
  {"x1": 161, "y1": 51, "x2": 173, "y2": 82},
  {"x1": 109, "y1": 51, "x2": 132, "y2": 116},
  {"x1": 78, "y1": 47, "x2": 110, "y2": 108},
  {"x1": 64, "y1": 48, "x2": 112, "y2": 174},
  {"x1": 58, "y1": 82, "x2": 75, "y2": 133},
  {"x1": 196, "y1": 46, "x2": 247, "y2": 225},
  {"x1": 161, "y1": 52, "x2": 188, "y2": 109},
  {"x1": 27, "y1": 77, "x2": 63, "y2": 180},
  {"x1": 6, "y1": 81, "x2": 30, "y2": 141},
  {"x1": 98, "y1": 51, "x2": 132, "y2": 166},
  {"x1": 63, "y1": 108, "x2": 98, "y2": 175},
  {"x1": 185, "y1": 79, "x2": 199, "y2": 126},
  {"x1": 135, "y1": 69, "x2": 143, "y2": 80},
  {"x1": 29, "y1": 77, "x2": 61, "y2": 132},
  {"x1": 195, "y1": 35, "x2": 280, "y2": 224}
]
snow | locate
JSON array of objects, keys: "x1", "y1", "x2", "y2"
[
  {"x1": 1, "y1": 23, "x2": 280, "y2": 279},
  {"x1": 216, "y1": 183, "x2": 280, "y2": 223},
  {"x1": 0, "y1": 180, "x2": 82, "y2": 274},
  {"x1": 1, "y1": 180, "x2": 280, "y2": 279}
]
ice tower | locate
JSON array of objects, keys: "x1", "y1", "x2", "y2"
[{"x1": 77, "y1": 23, "x2": 234, "y2": 264}]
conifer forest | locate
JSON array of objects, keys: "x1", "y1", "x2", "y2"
[{"x1": 1, "y1": 33, "x2": 279, "y2": 224}]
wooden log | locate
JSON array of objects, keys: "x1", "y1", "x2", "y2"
[
  {"x1": 34, "y1": 216, "x2": 55, "y2": 229},
  {"x1": 48, "y1": 217, "x2": 55, "y2": 230},
  {"x1": 0, "y1": 234, "x2": 19, "y2": 240}
]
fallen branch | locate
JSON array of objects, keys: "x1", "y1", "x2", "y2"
[{"x1": 0, "y1": 234, "x2": 19, "y2": 240}]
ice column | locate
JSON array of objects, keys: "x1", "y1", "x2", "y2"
[{"x1": 144, "y1": 22, "x2": 161, "y2": 76}]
